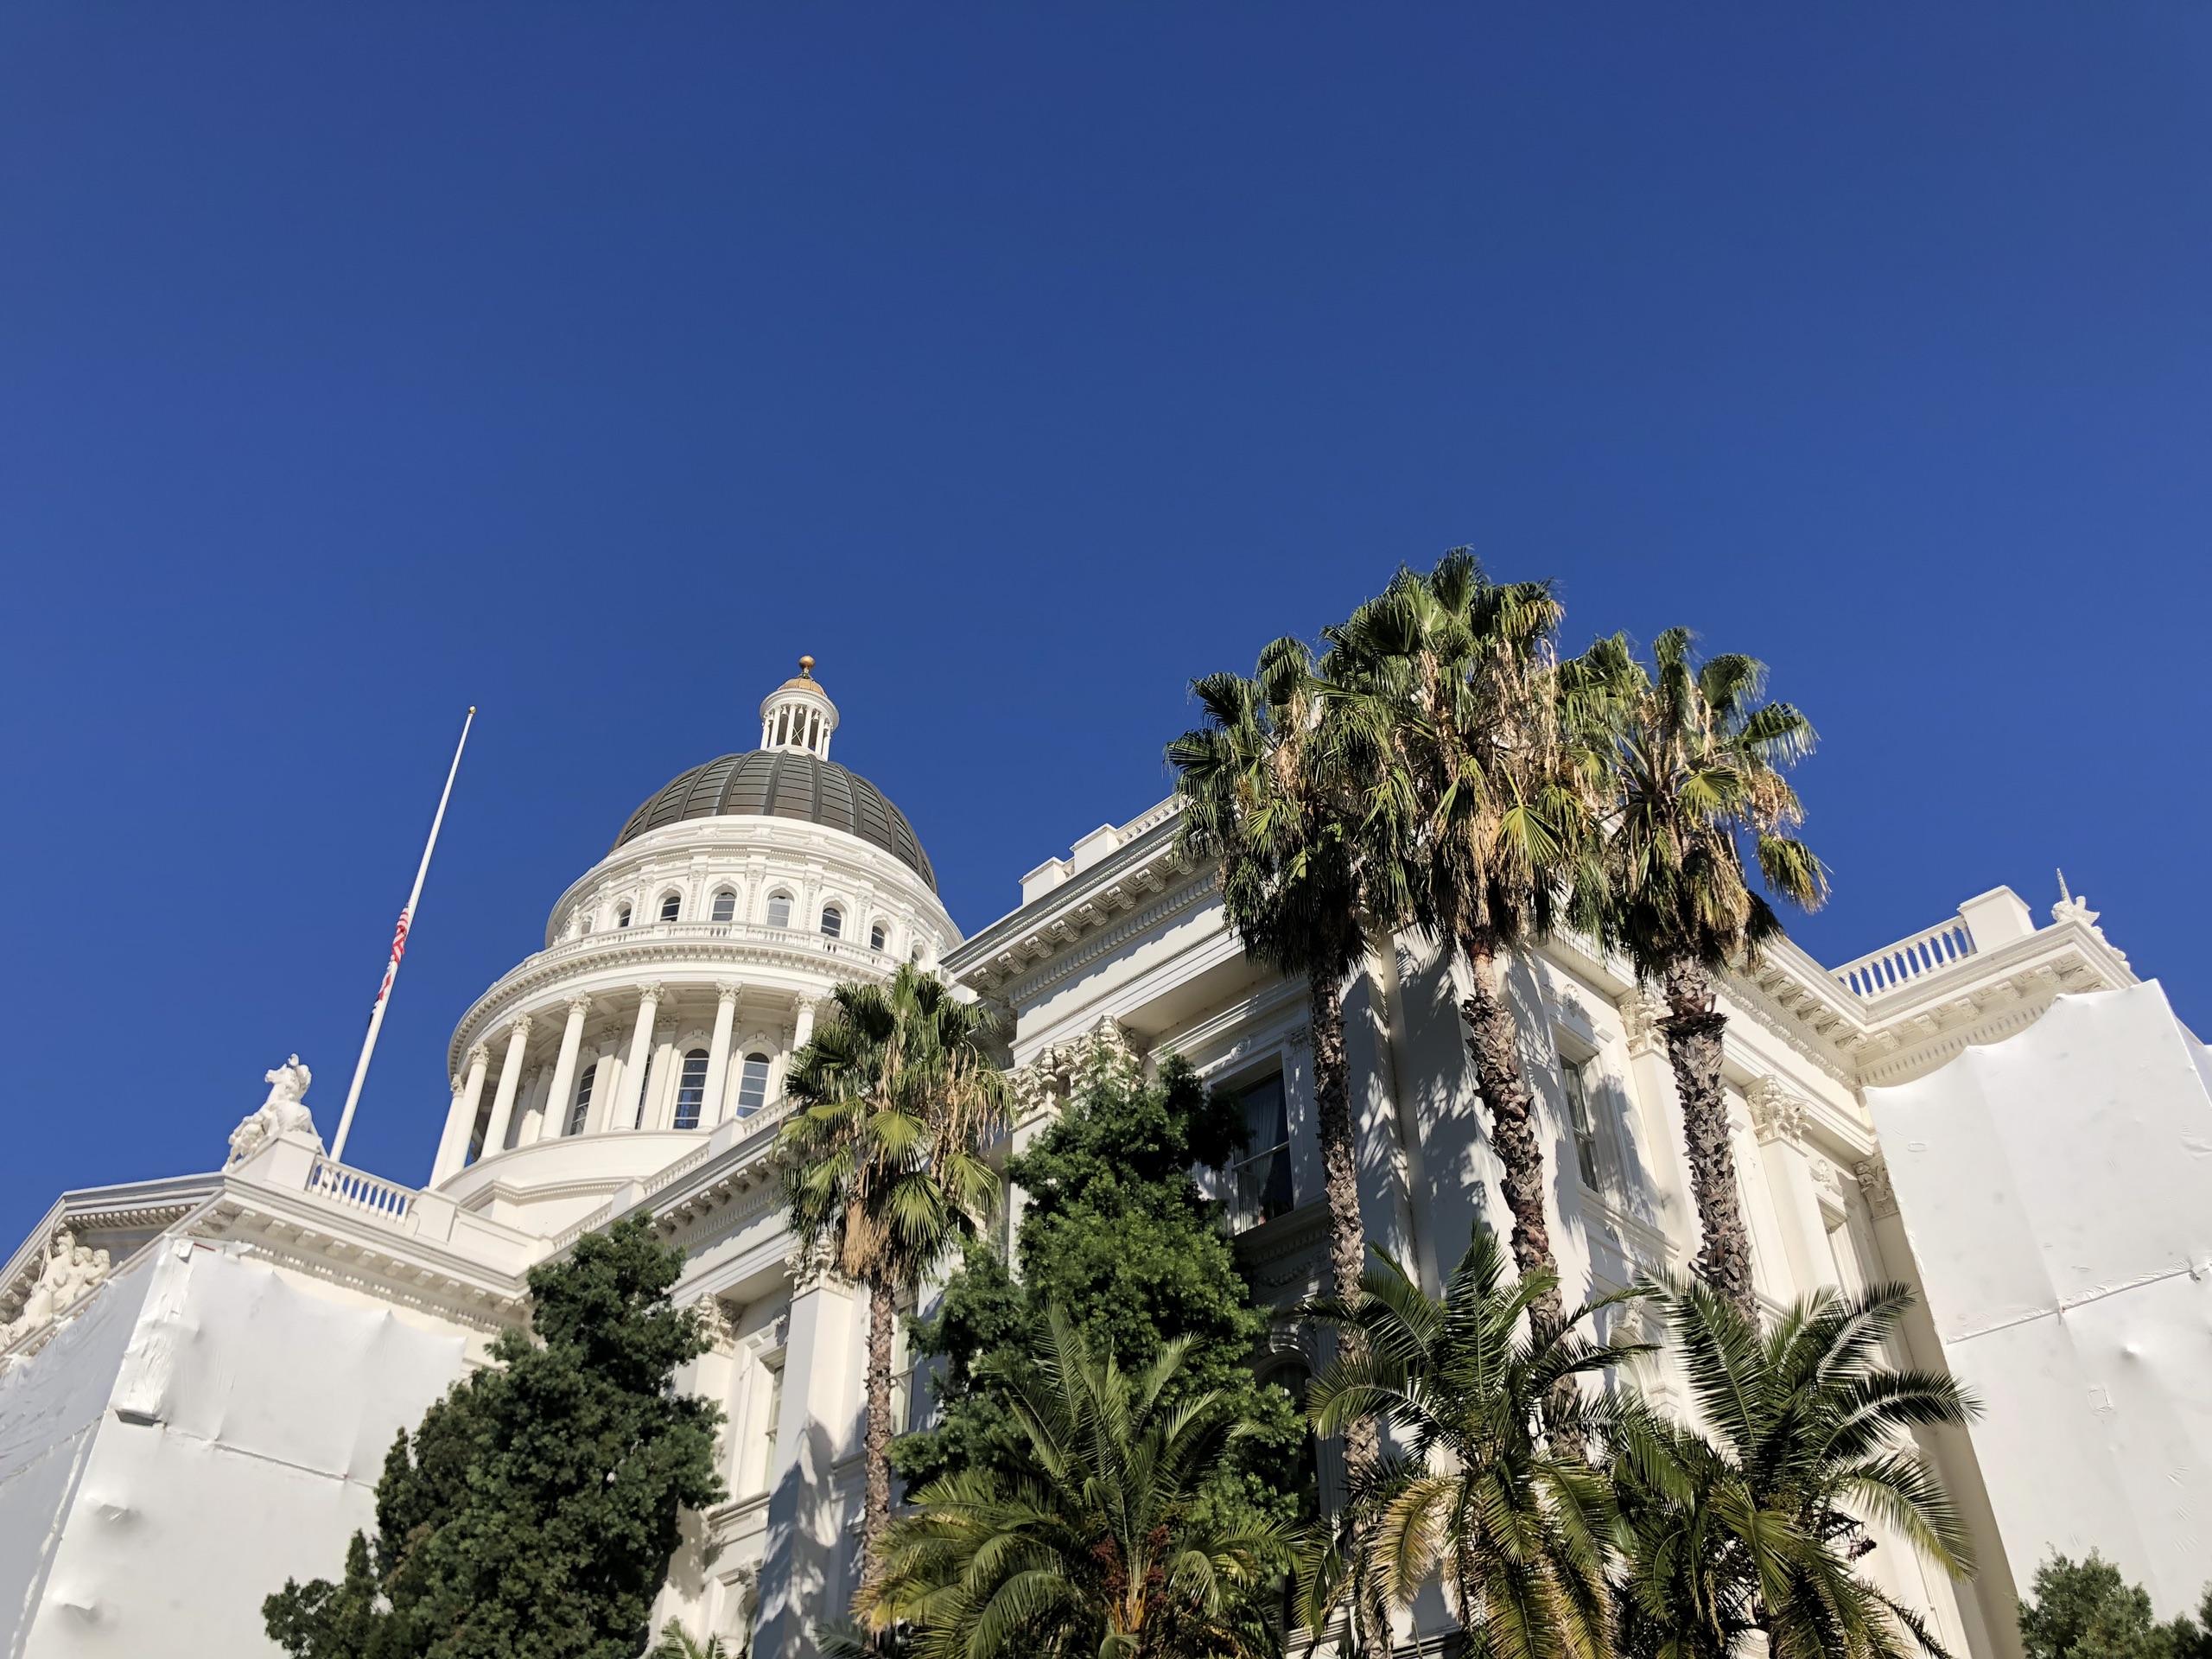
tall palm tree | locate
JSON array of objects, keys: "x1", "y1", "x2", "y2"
[
  {"x1": 1320, "y1": 552, "x2": 1601, "y2": 1331},
  {"x1": 1611, "y1": 1277, "x2": 1977, "y2": 1659},
  {"x1": 1302, "y1": 1223, "x2": 1646, "y2": 1659},
  {"x1": 859, "y1": 1306, "x2": 1291, "y2": 1659},
  {"x1": 1169, "y1": 634, "x2": 1397, "y2": 1656},
  {"x1": 782, "y1": 963, "x2": 1011, "y2": 1573},
  {"x1": 1570, "y1": 629, "x2": 1824, "y2": 1318}
]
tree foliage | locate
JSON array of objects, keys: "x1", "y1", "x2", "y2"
[
  {"x1": 264, "y1": 1217, "x2": 725, "y2": 1659},
  {"x1": 2018, "y1": 1556, "x2": 2212, "y2": 1659},
  {"x1": 893, "y1": 1047, "x2": 1304, "y2": 1531}
]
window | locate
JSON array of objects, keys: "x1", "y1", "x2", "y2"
[
  {"x1": 632, "y1": 1053, "x2": 653, "y2": 1129},
  {"x1": 466, "y1": 1093, "x2": 495, "y2": 1165},
  {"x1": 674, "y1": 1050, "x2": 710, "y2": 1130},
  {"x1": 820, "y1": 906, "x2": 842, "y2": 939},
  {"x1": 565, "y1": 1063, "x2": 597, "y2": 1137},
  {"x1": 711, "y1": 890, "x2": 736, "y2": 923},
  {"x1": 736, "y1": 1053, "x2": 771, "y2": 1116},
  {"x1": 766, "y1": 893, "x2": 792, "y2": 929},
  {"x1": 889, "y1": 1314, "x2": 915, "y2": 1433},
  {"x1": 869, "y1": 923, "x2": 887, "y2": 951},
  {"x1": 617, "y1": 904, "x2": 632, "y2": 930},
  {"x1": 1563, "y1": 1058, "x2": 1603, "y2": 1190},
  {"x1": 753, "y1": 1360, "x2": 785, "y2": 1495},
  {"x1": 1229, "y1": 1074, "x2": 1294, "y2": 1231},
  {"x1": 659, "y1": 893, "x2": 682, "y2": 924}
]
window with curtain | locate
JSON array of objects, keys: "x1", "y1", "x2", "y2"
[
  {"x1": 820, "y1": 906, "x2": 842, "y2": 938},
  {"x1": 1563, "y1": 1057, "x2": 1603, "y2": 1190},
  {"x1": 711, "y1": 890, "x2": 736, "y2": 923},
  {"x1": 1230, "y1": 1073, "x2": 1294, "y2": 1232},
  {"x1": 766, "y1": 893, "x2": 792, "y2": 928},
  {"x1": 565, "y1": 1063, "x2": 597, "y2": 1137},
  {"x1": 736, "y1": 1053, "x2": 771, "y2": 1115},
  {"x1": 673, "y1": 1050, "x2": 709, "y2": 1129}
]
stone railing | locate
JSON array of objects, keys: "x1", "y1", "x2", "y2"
[
  {"x1": 307, "y1": 1158, "x2": 417, "y2": 1225},
  {"x1": 546, "y1": 1097, "x2": 794, "y2": 1255},
  {"x1": 1831, "y1": 919, "x2": 1977, "y2": 1000}
]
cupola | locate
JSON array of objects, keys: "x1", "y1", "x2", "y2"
[{"x1": 759, "y1": 656, "x2": 838, "y2": 760}]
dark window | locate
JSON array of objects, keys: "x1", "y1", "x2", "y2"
[
  {"x1": 1564, "y1": 1058, "x2": 1603, "y2": 1189},
  {"x1": 617, "y1": 904, "x2": 632, "y2": 930},
  {"x1": 711, "y1": 890, "x2": 737, "y2": 923},
  {"x1": 674, "y1": 1049, "x2": 710, "y2": 1130},
  {"x1": 820, "y1": 906, "x2": 842, "y2": 939},
  {"x1": 566, "y1": 1063, "x2": 597, "y2": 1137},
  {"x1": 1230, "y1": 1074, "x2": 1294, "y2": 1230},
  {"x1": 737, "y1": 1053, "x2": 772, "y2": 1115},
  {"x1": 632, "y1": 1053, "x2": 653, "y2": 1128},
  {"x1": 659, "y1": 893, "x2": 682, "y2": 924}
]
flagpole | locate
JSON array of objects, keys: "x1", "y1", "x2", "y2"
[{"x1": 329, "y1": 707, "x2": 476, "y2": 1166}]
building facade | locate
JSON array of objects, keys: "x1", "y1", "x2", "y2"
[{"x1": 0, "y1": 661, "x2": 2185, "y2": 1659}]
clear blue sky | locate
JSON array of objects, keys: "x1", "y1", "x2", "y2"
[{"x1": 4, "y1": 4, "x2": 2209, "y2": 1240}]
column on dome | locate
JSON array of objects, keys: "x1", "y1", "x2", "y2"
[
  {"x1": 703, "y1": 983, "x2": 740, "y2": 1127},
  {"x1": 430, "y1": 1046, "x2": 488, "y2": 1185},
  {"x1": 616, "y1": 984, "x2": 664, "y2": 1131},
  {"x1": 481, "y1": 1018, "x2": 534, "y2": 1155},
  {"x1": 543, "y1": 996, "x2": 593, "y2": 1140}
]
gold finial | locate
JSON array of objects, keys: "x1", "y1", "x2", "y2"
[{"x1": 798, "y1": 655, "x2": 815, "y2": 677}]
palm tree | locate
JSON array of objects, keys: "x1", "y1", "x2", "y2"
[
  {"x1": 1301, "y1": 1222, "x2": 1647, "y2": 1659},
  {"x1": 1570, "y1": 629, "x2": 1824, "y2": 1318},
  {"x1": 1611, "y1": 1276, "x2": 1977, "y2": 1659},
  {"x1": 781, "y1": 963, "x2": 1011, "y2": 1573},
  {"x1": 1320, "y1": 552, "x2": 1601, "y2": 1330},
  {"x1": 859, "y1": 1306, "x2": 1291, "y2": 1659},
  {"x1": 1169, "y1": 634, "x2": 1396, "y2": 1656}
]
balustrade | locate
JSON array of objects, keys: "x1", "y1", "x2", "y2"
[{"x1": 1832, "y1": 918, "x2": 1977, "y2": 999}]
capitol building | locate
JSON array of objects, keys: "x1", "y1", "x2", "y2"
[{"x1": 3, "y1": 660, "x2": 2210, "y2": 1659}]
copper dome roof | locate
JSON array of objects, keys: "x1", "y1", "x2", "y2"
[{"x1": 613, "y1": 751, "x2": 936, "y2": 891}]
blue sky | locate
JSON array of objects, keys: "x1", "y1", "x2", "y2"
[{"x1": 3, "y1": 3, "x2": 2209, "y2": 1238}]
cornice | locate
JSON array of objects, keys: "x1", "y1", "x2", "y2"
[{"x1": 945, "y1": 810, "x2": 1193, "y2": 987}]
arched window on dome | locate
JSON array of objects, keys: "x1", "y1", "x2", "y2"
[
  {"x1": 565, "y1": 1063, "x2": 597, "y2": 1137},
  {"x1": 673, "y1": 1049, "x2": 710, "y2": 1130},
  {"x1": 820, "y1": 906, "x2": 843, "y2": 939},
  {"x1": 659, "y1": 892, "x2": 682, "y2": 924},
  {"x1": 711, "y1": 889, "x2": 737, "y2": 924},
  {"x1": 766, "y1": 892, "x2": 792, "y2": 929},
  {"x1": 617, "y1": 903, "x2": 632, "y2": 930},
  {"x1": 736, "y1": 1053, "x2": 772, "y2": 1116},
  {"x1": 869, "y1": 922, "x2": 887, "y2": 952}
]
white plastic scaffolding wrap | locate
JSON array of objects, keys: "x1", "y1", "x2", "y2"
[
  {"x1": 1868, "y1": 982, "x2": 2212, "y2": 1621},
  {"x1": 0, "y1": 1241, "x2": 468, "y2": 1658}
]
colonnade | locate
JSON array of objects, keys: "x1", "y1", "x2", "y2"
[{"x1": 429, "y1": 982, "x2": 820, "y2": 1186}]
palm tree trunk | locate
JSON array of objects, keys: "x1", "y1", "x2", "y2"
[
  {"x1": 1308, "y1": 971, "x2": 1393, "y2": 1659},
  {"x1": 1660, "y1": 957, "x2": 1756, "y2": 1320},
  {"x1": 861, "y1": 1268, "x2": 898, "y2": 1579},
  {"x1": 1455, "y1": 931, "x2": 1564, "y2": 1324}
]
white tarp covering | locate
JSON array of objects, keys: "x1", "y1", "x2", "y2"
[
  {"x1": 1869, "y1": 982, "x2": 2212, "y2": 1620},
  {"x1": 0, "y1": 1242, "x2": 469, "y2": 1659}
]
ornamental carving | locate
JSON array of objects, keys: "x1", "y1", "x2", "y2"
[
  {"x1": 1, "y1": 1230, "x2": 111, "y2": 1352},
  {"x1": 1745, "y1": 1077, "x2": 1808, "y2": 1148},
  {"x1": 691, "y1": 1295, "x2": 741, "y2": 1356},
  {"x1": 1854, "y1": 1154, "x2": 1898, "y2": 1220},
  {"x1": 1618, "y1": 989, "x2": 1668, "y2": 1058},
  {"x1": 1007, "y1": 1018, "x2": 1141, "y2": 1118}
]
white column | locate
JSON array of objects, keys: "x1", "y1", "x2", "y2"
[
  {"x1": 429, "y1": 1044, "x2": 489, "y2": 1185},
  {"x1": 617, "y1": 983, "x2": 664, "y2": 1130},
  {"x1": 481, "y1": 1018, "x2": 534, "y2": 1156},
  {"x1": 1749, "y1": 1080, "x2": 1840, "y2": 1297},
  {"x1": 792, "y1": 995, "x2": 818, "y2": 1051},
  {"x1": 703, "y1": 982, "x2": 741, "y2": 1126},
  {"x1": 543, "y1": 995, "x2": 593, "y2": 1141},
  {"x1": 752, "y1": 1274, "x2": 858, "y2": 1659}
]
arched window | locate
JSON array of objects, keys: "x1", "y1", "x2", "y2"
[
  {"x1": 869, "y1": 923, "x2": 887, "y2": 951},
  {"x1": 736, "y1": 1053, "x2": 772, "y2": 1116},
  {"x1": 766, "y1": 893, "x2": 792, "y2": 929},
  {"x1": 711, "y1": 889, "x2": 737, "y2": 924},
  {"x1": 673, "y1": 1049, "x2": 710, "y2": 1130},
  {"x1": 566, "y1": 1063, "x2": 597, "y2": 1137},
  {"x1": 659, "y1": 893, "x2": 682, "y2": 924},
  {"x1": 820, "y1": 906, "x2": 843, "y2": 939},
  {"x1": 631, "y1": 1053, "x2": 653, "y2": 1129},
  {"x1": 617, "y1": 903, "x2": 632, "y2": 929}
]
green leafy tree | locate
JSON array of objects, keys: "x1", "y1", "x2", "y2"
[
  {"x1": 1570, "y1": 630, "x2": 1824, "y2": 1316},
  {"x1": 1301, "y1": 1221, "x2": 1643, "y2": 1659},
  {"x1": 1611, "y1": 1275, "x2": 1974, "y2": 1659},
  {"x1": 893, "y1": 1047, "x2": 1304, "y2": 1535},
  {"x1": 861, "y1": 1307, "x2": 1293, "y2": 1658},
  {"x1": 781, "y1": 963, "x2": 1010, "y2": 1572},
  {"x1": 263, "y1": 1217, "x2": 725, "y2": 1659},
  {"x1": 1170, "y1": 637, "x2": 1397, "y2": 1659},
  {"x1": 2018, "y1": 1555, "x2": 2212, "y2": 1659},
  {"x1": 1320, "y1": 553, "x2": 1601, "y2": 1331}
]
